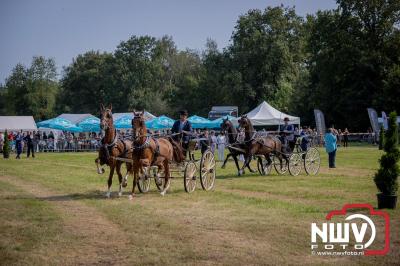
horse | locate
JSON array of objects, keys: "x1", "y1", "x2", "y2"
[
  {"x1": 95, "y1": 104, "x2": 134, "y2": 198},
  {"x1": 220, "y1": 118, "x2": 256, "y2": 176},
  {"x1": 237, "y1": 115, "x2": 286, "y2": 175},
  {"x1": 131, "y1": 111, "x2": 183, "y2": 197}
]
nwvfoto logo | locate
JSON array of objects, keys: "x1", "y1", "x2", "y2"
[{"x1": 310, "y1": 204, "x2": 390, "y2": 256}]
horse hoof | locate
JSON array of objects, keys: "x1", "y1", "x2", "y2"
[
  {"x1": 221, "y1": 165, "x2": 226, "y2": 169},
  {"x1": 105, "y1": 192, "x2": 111, "y2": 198},
  {"x1": 160, "y1": 191, "x2": 166, "y2": 196},
  {"x1": 118, "y1": 192, "x2": 122, "y2": 197},
  {"x1": 129, "y1": 194, "x2": 134, "y2": 200}
]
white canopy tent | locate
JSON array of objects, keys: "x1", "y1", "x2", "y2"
[
  {"x1": 0, "y1": 116, "x2": 37, "y2": 132},
  {"x1": 246, "y1": 101, "x2": 300, "y2": 126}
]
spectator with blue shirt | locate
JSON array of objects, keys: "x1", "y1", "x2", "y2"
[{"x1": 324, "y1": 128, "x2": 337, "y2": 168}]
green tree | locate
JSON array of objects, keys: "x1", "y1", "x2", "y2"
[
  {"x1": 374, "y1": 111, "x2": 399, "y2": 195},
  {"x1": 229, "y1": 6, "x2": 306, "y2": 113}
]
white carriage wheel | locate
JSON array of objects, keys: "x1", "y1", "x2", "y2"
[
  {"x1": 288, "y1": 153, "x2": 302, "y2": 176},
  {"x1": 154, "y1": 168, "x2": 171, "y2": 192},
  {"x1": 200, "y1": 150, "x2": 216, "y2": 191},
  {"x1": 304, "y1": 147, "x2": 321, "y2": 175},
  {"x1": 273, "y1": 154, "x2": 288, "y2": 174},
  {"x1": 184, "y1": 161, "x2": 197, "y2": 193},
  {"x1": 137, "y1": 167, "x2": 151, "y2": 193},
  {"x1": 257, "y1": 156, "x2": 272, "y2": 176}
]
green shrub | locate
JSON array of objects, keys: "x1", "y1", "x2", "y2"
[{"x1": 374, "y1": 112, "x2": 399, "y2": 195}]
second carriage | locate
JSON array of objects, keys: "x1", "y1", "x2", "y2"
[{"x1": 257, "y1": 135, "x2": 321, "y2": 176}]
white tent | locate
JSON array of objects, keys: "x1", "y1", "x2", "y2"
[
  {"x1": 246, "y1": 101, "x2": 300, "y2": 126},
  {"x1": 0, "y1": 116, "x2": 37, "y2": 132}
]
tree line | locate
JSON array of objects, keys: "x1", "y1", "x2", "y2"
[{"x1": 1, "y1": 0, "x2": 399, "y2": 130}]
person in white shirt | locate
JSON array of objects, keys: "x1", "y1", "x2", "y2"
[{"x1": 216, "y1": 132, "x2": 226, "y2": 161}]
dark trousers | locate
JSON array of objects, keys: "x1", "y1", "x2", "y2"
[
  {"x1": 328, "y1": 149, "x2": 336, "y2": 168},
  {"x1": 27, "y1": 144, "x2": 35, "y2": 157},
  {"x1": 343, "y1": 136, "x2": 348, "y2": 147}
]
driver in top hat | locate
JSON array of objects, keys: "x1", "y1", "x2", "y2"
[
  {"x1": 171, "y1": 110, "x2": 192, "y2": 154},
  {"x1": 279, "y1": 117, "x2": 295, "y2": 151}
]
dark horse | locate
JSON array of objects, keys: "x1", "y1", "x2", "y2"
[
  {"x1": 220, "y1": 118, "x2": 256, "y2": 176},
  {"x1": 95, "y1": 104, "x2": 134, "y2": 198},
  {"x1": 237, "y1": 115, "x2": 286, "y2": 174},
  {"x1": 131, "y1": 111, "x2": 184, "y2": 198}
]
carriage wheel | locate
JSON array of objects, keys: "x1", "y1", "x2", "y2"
[
  {"x1": 304, "y1": 148, "x2": 321, "y2": 175},
  {"x1": 288, "y1": 153, "x2": 302, "y2": 176},
  {"x1": 184, "y1": 161, "x2": 197, "y2": 193},
  {"x1": 154, "y1": 168, "x2": 171, "y2": 191},
  {"x1": 137, "y1": 168, "x2": 151, "y2": 193},
  {"x1": 273, "y1": 154, "x2": 288, "y2": 174},
  {"x1": 257, "y1": 156, "x2": 272, "y2": 176},
  {"x1": 200, "y1": 150, "x2": 216, "y2": 191}
]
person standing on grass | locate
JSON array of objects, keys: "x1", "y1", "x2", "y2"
[
  {"x1": 15, "y1": 132, "x2": 23, "y2": 159},
  {"x1": 216, "y1": 132, "x2": 226, "y2": 162},
  {"x1": 210, "y1": 131, "x2": 217, "y2": 154},
  {"x1": 324, "y1": 128, "x2": 337, "y2": 168},
  {"x1": 24, "y1": 131, "x2": 35, "y2": 158},
  {"x1": 343, "y1": 128, "x2": 349, "y2": 147}
]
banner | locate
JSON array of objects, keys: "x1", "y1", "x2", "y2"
[
  {"x1": 367, "y1": 108, "x2": 380, "y2": 142},
  {"x1": 382, "y1": 111, "x2": 388, "y2": 130},
  {"x1": 314, "y1": 109, "x2": 326, "y2": 136}
]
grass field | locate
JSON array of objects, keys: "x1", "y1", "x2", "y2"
[{"x1": 0, "y1": 147, "x2": 399, "y2": 265}]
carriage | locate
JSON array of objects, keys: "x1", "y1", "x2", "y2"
[
  {"x1": 133, "y1": 138, "x2": 216, "y2": 194},
  {"x1": 256, "y1": 135, "x2": 321, "y2": 177}
]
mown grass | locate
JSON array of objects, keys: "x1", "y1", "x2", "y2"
[{"x1": 0, "y1": 146, "x2": 399, "y2": 265}]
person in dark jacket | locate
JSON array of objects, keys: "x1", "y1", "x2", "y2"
[
  {"x1": 15, "y1": 132, "x2": 23, "y2": 159},
  {"x1": 171, "y1": 110, "x2": 192, "y2": 156},
  {"x1": 24, "y1": 131, "x2": 35, "y2": 158},
  {"x1": 199, "y1": 130, "x2": 210, "y2": 154}
]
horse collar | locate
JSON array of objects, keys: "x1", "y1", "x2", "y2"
[{"x1": 134, "y1": 136, "x2": 151, "y2": 150}]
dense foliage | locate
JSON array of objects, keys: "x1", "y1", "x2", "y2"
[
  {"x1": 1, "y1": 0, "x2": 399, "y2": 129},
  {"x1": 374, "y1": 112, "x2": 399, "y2": 195}
]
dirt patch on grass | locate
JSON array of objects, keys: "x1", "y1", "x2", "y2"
[{"x1": 0, "y1": 175, "x2": 131, "y2": 265}]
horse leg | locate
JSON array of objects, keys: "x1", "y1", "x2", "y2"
[
  {"x1": 160, "y1": 160, "x2": 170, "y2": 196},
  {"x1": 129, "y1": 166, "x2": 138, "y2": 200},
  {"x1": 232, "y1": 154, "x2": 241, "y2": 176},
  {"x1": 221, "y1": 153, "x2": 232, "y2": 169},
  {"x1": 106, "y1": 165, "x2": 115, "y2": 198},
  {"x1": 239, "y1": 152, "x2": 253, "y2": 176},
  {"x1": 116, "y1": 161, "x2": 124, "y2": 197},
  {"x1": 246, "y1": 156, "x2": 256, "y2": 173},
  {"x1": 95, "y1": 157, "x2": 105, "y2": 174}
]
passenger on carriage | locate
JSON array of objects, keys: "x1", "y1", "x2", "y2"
[
  {"x1": 171, "y1": 110, "x2": 193, "y2": 156},
  {"x1": 279, "y1": 117, "x2": 295, "y2": 152}
]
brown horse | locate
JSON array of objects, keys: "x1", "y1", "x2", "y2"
[
  {"x1": 95, "y1": 104, "x2": 134, "y2": 198},
  {"x1": 220, "y1": 118, "x2": 256, "y2": 176},
  {"x1": 237, "y1": 115, "x2": 285, "y2": 175},
  {"x1": 131, "y1": 111, "x2": 178, "y2": 197}
]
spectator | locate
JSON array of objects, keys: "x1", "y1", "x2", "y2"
[
  {"x1": 200, "y1": 130, "x2": 210, "y2": 154},
  {"x1": 338, "y1": 129, "x2": 343, "y2": 146},
  {"x1": 324, "y1": 128, "x2": 337, "y2": 168},
  {"x1": 343, "y1": 128, "x2": 349, "y2": 147},
  {"x1": 24, "y1": 131, "x2": 35, "y2": 158},
  {"x1": 210, "y1": 131, "x2": 217, "y2": 154},
  {"x1": 216, "y1": 132, "x2": 226, "y2": 161},
  {"x1": 15, "y1": 132, "x2": 23, "y2": 159}
]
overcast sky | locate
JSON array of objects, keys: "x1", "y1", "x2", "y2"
[{"x1": 0, "y1": 0, "x2": 337, "y2": 83}]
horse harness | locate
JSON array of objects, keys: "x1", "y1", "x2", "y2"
[
  {"x1": 101, "y1": 129, "x2": 130, "y2": 162},
  {"x1": 133, "y1": 135, "x2": 161, "y2": 164}
]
